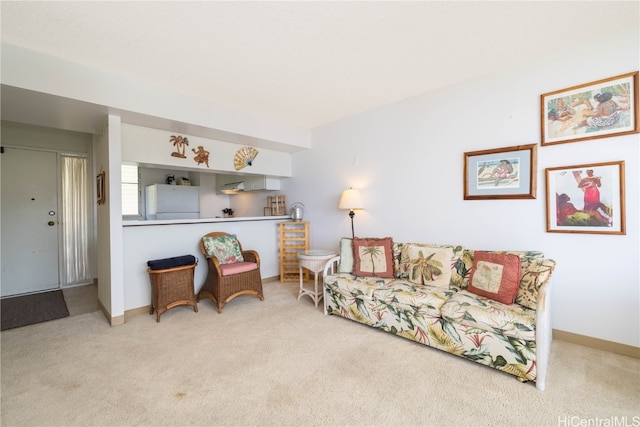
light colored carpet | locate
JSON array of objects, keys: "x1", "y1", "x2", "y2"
[
  {"x1": 1, "y1": 281, "x2": 638, "y2": 426},
  {"x1": 62, "y1": 283, "x2": 99, "y2": 316}
]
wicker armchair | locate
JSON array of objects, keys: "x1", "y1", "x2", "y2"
[{"x1": 198, "y1": 232, "x2": 264, "y2": 313}]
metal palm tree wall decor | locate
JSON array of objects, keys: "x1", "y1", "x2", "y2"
[{"x1": 170, "y1": 135, "x2": 189, "y2": 158}]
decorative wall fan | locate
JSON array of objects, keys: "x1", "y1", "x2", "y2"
[{"x1": 234, "y1": 146, "x2": 259, "y2": 170}]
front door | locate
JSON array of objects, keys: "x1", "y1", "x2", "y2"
[{"x1": 1, "y1": 147, "x2": 60, "y2": 297}]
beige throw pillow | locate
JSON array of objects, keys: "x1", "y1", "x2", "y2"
[{"x1": 405, "y1": 244, "x2": 453, "y2": 288}]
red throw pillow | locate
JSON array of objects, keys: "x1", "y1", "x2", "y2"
[
  {"x1": 467, "y1": 251, "x2": 521, "y2": 304},
  {"x1": 353, "y1": 237, "x2": 394, "y2": 278}
]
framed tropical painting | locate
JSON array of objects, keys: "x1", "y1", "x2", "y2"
[
  {"x1": 463, "y1": 144, "x2": 537, "y2": 200},
  {"x1": 545, "y1": 161, "x2": 625, "y2": 235},
  {"x1": 541, "y1": 71, "x2": 639, "y2": 146}
]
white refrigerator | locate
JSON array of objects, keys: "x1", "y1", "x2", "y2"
[{"x1": 145, "y1": 184, "x2": 200, "y2": 220}]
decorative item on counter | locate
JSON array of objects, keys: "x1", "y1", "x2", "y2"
[
  {"x1": 222, "y1": 208, "x2": 234, "y2": 218},
  {"x1": 170, "y1": 135, "x2": 189, "y2": 158},
  {"x1": 291, "y1": 202, "x2": 305, "y2": 221},
  {"x1": 264, "y1": 194, "x2": 286, "y2": 216},
  {"x1": 166, "y1": 174, "x2": 176, "y2": 185},
  {"x1": 178, "y1": 177, "x2": 191, "y2": 186},
  {"x1": 234, "y1": 146, "x2": 259, "y2": 170},
  {"x1": 192, "y1": 145, "x2": 210, "y2": 168}
]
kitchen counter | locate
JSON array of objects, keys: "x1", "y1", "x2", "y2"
[{"x1": 123, "y1": 215, "x2": 291, "y2": 227}]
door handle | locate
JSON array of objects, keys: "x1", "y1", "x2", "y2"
[{"x1": 48, "y1": 221, "x2": 55, "y2": 226}]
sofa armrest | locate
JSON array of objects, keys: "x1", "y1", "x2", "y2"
[
  {"x1": 322, "y1": 256, "x2": 340, "y2": 315},
  {"x1": 322, "y1": 255, "x2": 340, "y2": 277},
  {"x1": 535, "y1": 280, "x2": 552, "y2": 391}
]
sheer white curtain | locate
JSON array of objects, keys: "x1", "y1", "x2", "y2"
[{"x1": 61, "y1": 154, "x2": 91, "y2": 285}]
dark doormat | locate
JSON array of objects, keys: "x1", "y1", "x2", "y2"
[{"x1": 1, "y1": 290, "x2": 70, "y2": 331}]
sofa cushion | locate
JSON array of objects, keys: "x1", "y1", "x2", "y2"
[
  {"x1": 324, "y1": 275, "x2": 452, "y2": 318},
  {"x1": 516, "y1": 257, "x2": 556, "y2": 310},
  {"x1": 371, "y1": 280, "x2": 455, "y2": 317},
  {"x1": 441, "y1": 290, "x2": 535, "y2": 341},
  {"x1": 353, "y1": 237, "x2": 395, "y2": 278},
  {"x1": 467, "y1": 251, "x2": 521, "y2": 304},
  {"x1": 202, "y1": 234, "x2": 244, "y2": 265},
  {"x1": 324, "y1": 273, "x2": 396, "y2": 298},
  {"x1": 405, "y1": 244, "x2": 453, "y2": 288},
  {"x1": 338, "y1": 237, "x2": 354, "y2": 273},
  {"x1": 392, "y1": 241, "x2": 404, "y2": 277}
]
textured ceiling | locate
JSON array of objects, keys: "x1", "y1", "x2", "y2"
[{"x1": 1, "y1": 1, "x2": 639, "y2": 129}]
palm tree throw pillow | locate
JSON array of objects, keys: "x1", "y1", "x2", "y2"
[
  {"x1": 352, "y1": 237, "x2": 394, "y2": 278},
  {"x1": 404, "y1": 244, "x2": 453, "y2": 288}
]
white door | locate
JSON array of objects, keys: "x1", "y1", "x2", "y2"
[{"x1": 1, "y1": 147, "x2": 60, "y2": 297}]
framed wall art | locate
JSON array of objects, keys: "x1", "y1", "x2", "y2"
[
  {"x1": 97, "y1": 171, "x2": 106, "y2": 205},
  {"x1": 541, "y1": 71, "x2": 638, "y2": 146},
  {"x1": 463, "y1": 144, "x2": 537, "y2": 200},
  {"x1": 545, "y1": 161, "x2": 625, "y2": 235}
]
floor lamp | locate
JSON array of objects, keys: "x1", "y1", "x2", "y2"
[{"x1": 338, "y1": 188, "x2": 364, "y2": 239}]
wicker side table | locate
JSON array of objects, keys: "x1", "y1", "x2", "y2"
[
  {"x1": 147, "y1": 257, "x2": 199, "y2": 322},
  {"x1": 297, "y1": 249, "x2": 336, "y2": 307}
]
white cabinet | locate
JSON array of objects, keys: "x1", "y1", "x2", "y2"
[
  {"x1": 246, "y1": 176, "x2": 280, "y2": 191},
  {"x1": 216, "y1": 174, "x2": 280, "y2": 193}
]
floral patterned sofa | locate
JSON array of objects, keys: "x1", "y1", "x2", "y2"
[{"x1": 322, "y1": 238, "x2": 556, "y2": 391}]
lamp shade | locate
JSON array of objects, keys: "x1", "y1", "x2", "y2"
[{"x1": 338, "y1": 188, "x2": 364, "y2": 211}]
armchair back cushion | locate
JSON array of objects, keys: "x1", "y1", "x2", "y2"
[{"x1": 202, "y1": 234, "x2": 244, "y2": 264}]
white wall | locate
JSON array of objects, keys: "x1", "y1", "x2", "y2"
[
  {"x1": 1, "y1": 43, "x2": 311, "y2": 150},
  {"x1": 122, "y1": 219, "x2": 284, "y2": 311},
  {"x1": 94, "y1": 114, "x2": 126, "y2": 324},
  {"x1": 1, "y1": 121, "x2": 92, "y2": 152},
  {"x1": 282, "y1": 27, "x2": 639, "y2": 347},
  {"x1": 121, "y1": 124, "x2": 293, "y2": 177}
]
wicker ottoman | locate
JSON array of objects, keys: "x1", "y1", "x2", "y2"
[{"x1": 147, "y1": 255, "x2": 199, "y2": 322}]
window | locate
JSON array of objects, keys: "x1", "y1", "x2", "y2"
[{"x1": 122, "y1": 164, "x2": 141, "y2": 217}]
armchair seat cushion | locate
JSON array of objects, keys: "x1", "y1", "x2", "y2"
[{"x1": 219, "y1": 261, "x2": 258, "y2": 276}]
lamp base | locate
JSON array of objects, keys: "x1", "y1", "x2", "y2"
[{"x1": 349, "y1": 209, "x2": 355, "y2": 239}]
